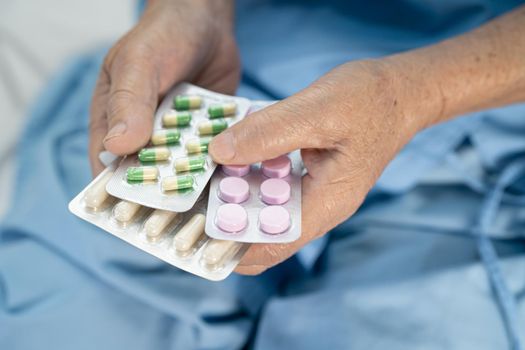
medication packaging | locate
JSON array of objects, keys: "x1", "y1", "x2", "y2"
[
  {"x1": 69, "y1": 165, "x2": 250, "y2": 281},
  {"x1": 106, "y1": 83, "x2": 251, "y2": 212},
  {"x1": 205, "y1": 98, "x2": 302, "y2": 243}
]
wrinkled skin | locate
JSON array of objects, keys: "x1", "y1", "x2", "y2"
[
  {"x1": 90, "y1": 0, "x2": 525, "y2": 275},
  {"x1": 89, "y1": 0, "x2": 239, "y2": 174},
  {"x1": 209, "y1": 61, "x2": 429, "y2": 274}
]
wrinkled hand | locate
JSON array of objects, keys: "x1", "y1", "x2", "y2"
[
  {"x1": 209, "y1": 60, "x2": 434, "y2": 275},
  {"x1": 89, "y1": 0, "x2": 239, "y2": 175}
]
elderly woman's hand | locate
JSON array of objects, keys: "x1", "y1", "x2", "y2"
[
  {"x1": 89, "y1": 0, "x2": 238, "y2": 175},
  {"x1": 209, "y1": 3, "x2": 525, "y2": 274},
  {"x1": 209, "y1": 59, "x2": 435, "y2": 274}
]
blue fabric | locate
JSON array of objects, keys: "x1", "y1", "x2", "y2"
[{"x1": 2, "y1": 0, "x2": 525, "y2": 349}]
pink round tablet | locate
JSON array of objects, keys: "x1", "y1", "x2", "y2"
[
  {"x1": 260, "y1": 178, "x2": 291, "y2": 205},
  {"x1": 262, "y1": 155, "x2": 291, "y2": 178},
  {"x1": 215, "y1": 203, "x2": 248, "y2": 233},
  {"x1": 259, "y1": 206, "x2": 290, "y2": 234},
  {"x1": 218, "y1": 176, "x2": 250, "y2": 203},
  {"x1": 222, "y1": 164, "x2": 250, "y2": 177}
]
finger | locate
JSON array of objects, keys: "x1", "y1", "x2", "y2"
[
  {"x1": 102, "y1": 45, "x2": 161, "y2": 156},
  {"x1": 234, "y1": 265, "x2": 268, "y2": 275},
  {"x1": 89, "y1": 68, "x2": 111, "y2": 176},
  {"x1": 237, "y1": 150, "x2": 366, "y2": 269},
  {"x1": 209, "y1": 92, "x2": 325, "y2": 165},
  {"x1": 235, "y1": 175, "x2": 322, "y2": 269}
]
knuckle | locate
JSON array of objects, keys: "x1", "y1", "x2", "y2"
[
  {"x1": 267, "y1": 100, "x2": 324, "y2": 150},
  {"x1": 288, "y1": 88, "x2": 335, "y2": 148},
  {"x1": 106, "y1": 88, "x2": 137, "y2": 119},
  {"x1": 244, "y1": 110, "x2": 278, "y2": 153},
  {"x1": 311, "y1": 83, "x2": 350, "y2": 145},
  {"x1": 105, "y1": 88, "x2": 155, "y2": 122}
]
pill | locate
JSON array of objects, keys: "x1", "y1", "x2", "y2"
[
  {"x1": 197, "y1": 119, "x2": 228, "y2": 135},
  {"x1": 151, "y1": 129, "x2": 181, "y2": 145},
  {"x1": 185, "y1": 137, "x2": 211, "y2": 154},
  {"x1": 138, "y1": 147, "x2": 171, "y2": 162},
  {"x1": 162, "y1": 175, "x2": 194, "y2": 192},
  {"x1": 201, "y1": 239, "x2": 242, "y2": 268},
  {"x1": 258, "y1": 205, "x2": 290, "y2": 234},
  {"x1": 174, "y1": 95, "x2": 202, "y2": 110},
  {"x1": 222, "y1": 164, "x2": 250, "y2": 177},
  {"x1": 262, "y1": 155, "x2": 291, "y2": 178},
  {"x1": 113, "y1": 200, "x2": 141, "y2": 223},
  {"x1": 218, "y1": 176, "x2": 250, "y2": 203},
  {"x1": 260, "y1": 178, "x2": 291, "y2": 205},
  {"x1": 173, "y1": 213, "x2": 206, "y2": 253},
  {"x1": 208, "y1": 102, "x2": 237, "y2": 118},
  {"x1": 84, "y1": 170, "x2": 113, "y2": 209},
  {"x1": 215, "y1": 203, "x2": 248, "y2": 232},
  {"x1": 144, "y1": 209, "x2": 179, "y2": 241},
  {"x1": 174, "y1": 156, "x2": 206, "y2": 173},
  {"x1": 126, "y1": 166, "x2": 159, "y2": 182},
  {"x1": 162, "y1": 111, "x2": 192, "y2": 127}
]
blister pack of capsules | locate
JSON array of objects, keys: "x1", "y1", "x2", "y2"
[
  {"x1": 69, "y1": 165, "x2": 250, "y2": 281},
  {"x1": 106, "y1": 83, "x2": 251, "y2": 212}
]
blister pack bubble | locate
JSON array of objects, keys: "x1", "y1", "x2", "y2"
[
  {"x1": 69, "y1": 165, "x2": 250, "y2": 281},
  {"x1": 106, "y1": 83, "x2": 251, "y2": 212}
]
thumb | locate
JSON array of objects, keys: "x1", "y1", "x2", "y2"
[
  {"x1": 209, "y1": 96, "x2": 321, "y2": 164},
  {"x1": 102, "y1": 49, "x2": 160, "y2": 155}
]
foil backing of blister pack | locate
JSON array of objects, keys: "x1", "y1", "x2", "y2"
[
  {"x1": 205, "y1": 151, "x2": 303, "y2": 243},
  {"x1": 106, "y1": 83, "x2": 251, "y2": 212},
  {"x1": 69, "y1": 166, "x2": 250, "y2": 281}
]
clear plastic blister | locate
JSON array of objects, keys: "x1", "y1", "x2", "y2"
[
  {"x1": 106, "y1": 83, "x2": 251, "y2": 212},
  {"x1": 69, "y1": 166, "x2": 250, "y2": 281},
  {"x1": 205, "y1": 151, "x2": 303, "y2": 243}
]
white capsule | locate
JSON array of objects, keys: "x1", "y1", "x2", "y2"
[
  {"x1": 201, "y1": 239, "x2": 242, "y2": 269},
  {"x1": 144, "y1": 209, "x2": 179, "y2": 241},
  {"x1": 173, "y1": 213, "x2": 206, "y2": 253},
  {"x1": 84, "y1": 170, "x2": 114, "y2": 210},
  {"x1": 113, "y1": 200, "x2": 141, "y2": 223}
]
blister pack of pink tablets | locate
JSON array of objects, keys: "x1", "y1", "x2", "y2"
[
  {"x1": 106, "y1": 83, "x2": 251, "y2": 212},
  {"x1": 69, "y1": 165, "x2": 250, "y2": 281},
  {"x1": 205, "y1": 150, "x2": 303, "y2": 244}
]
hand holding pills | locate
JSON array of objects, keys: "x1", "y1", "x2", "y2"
[
  {"x1": 89, "y1": 0, "x2": 239, "y2": 175},
  {"x1": 81, "y1": 0, "x2": 525, "y2": 282},
  {"x1": 209, "y1": 61, "x2": 428, "y2": 274}
]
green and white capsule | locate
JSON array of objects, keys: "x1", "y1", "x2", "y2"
[
  {"x1": 208, "y1": 102, "x2": 237, "y2": 118},
  {"x1": 151, "y1": 129, "x2": 181, "y2": 145},
  {"x1": 162, "y1": 111, "x2": 192, "y2": 127},
  {"x1": 174, "y1": 95, "x2": 202, "y2": 110},
  {"x1": 138, "y1": 147, "x2": 171, "y2": 162},
  {"x1": 162, "y1": 175, "x2": 194, "y2": 192},
  {"x1": 197, "y1": 119, "x2": 228, "y2": 135},
  {"x1": 174, "y1": 155, "x2": 206, "y2": 173},
  {"x1": 185, "y1": 137, "x2": 211, "y2": 154},
  {"x1": 127, "y1": 166, "x2": 159, "y2": 182}
]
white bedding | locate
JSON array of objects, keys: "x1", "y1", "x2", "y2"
[{"x1": 0, "y1": 0, "x2": 134, "y2": 217}]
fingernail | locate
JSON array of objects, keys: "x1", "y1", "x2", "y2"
[
  {"x1": 104, "y1": 122, "x2": 127, "y2": 143},
  {"x1": 211, "y1": 132, "x2": 235, "y2": 161}
]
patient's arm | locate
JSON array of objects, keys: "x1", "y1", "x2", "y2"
[
  {"x1": 386, "y1": 5, "x2": 525, "y2": 129},
  {"x1": 209, "y1": 5, "x2": 525, "y2": 275}
]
